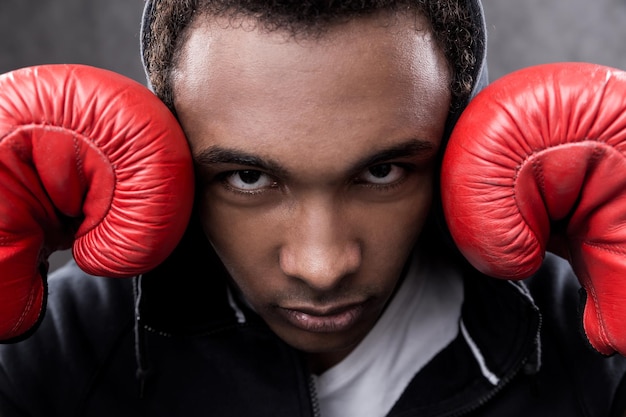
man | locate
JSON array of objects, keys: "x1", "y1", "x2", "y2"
[{"x1": 0, "y1": 0, "x2": 625, "y2": 416}]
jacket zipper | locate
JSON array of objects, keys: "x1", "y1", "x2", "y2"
[{"x1": 308, "y1": 375, "x2": 321, "y2": 417}]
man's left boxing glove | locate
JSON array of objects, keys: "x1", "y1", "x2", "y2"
[
  {"x1": 0, "y1": 64, "x2": 194, "y2": 342},
  {"x1": 441, "y1": 62, "x2": 626, "y2": 356}
]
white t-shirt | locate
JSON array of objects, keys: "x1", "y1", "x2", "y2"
[{"x1": 311, "y1": 252, "x2": 464, "y2": 417}]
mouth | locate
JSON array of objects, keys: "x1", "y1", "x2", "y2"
[{"x1": 277, "y1": 302, "x2": 367, "y2": 333}]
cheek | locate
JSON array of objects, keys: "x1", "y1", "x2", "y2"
[
  {"x1": 361, "y1": 184, "x2": 434, "y2": 265},
  {"x1": 197, "y1": 194, "x2": 283, "y2": 293}
]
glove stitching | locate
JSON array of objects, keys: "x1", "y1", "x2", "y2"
[
  {"x1": 10, "y1": 283, "x2": 37, "y2": 335},
  {"x1": 580, "y1": 240, "x2": 620, "y2": 351},
  {"x1": 582, "y1": 240, "x2": 626, "y2": 257},
  {"x1": 575, "y1": 144, "x2": 615, "y2": 352},
  {"x1": 530, "y1": 158, "x2": 546, "y2": 199},
  {"x1": 581, "y1": 145, "x2": 615, "y2": 351},
  {"x1": 72, "y1": 134, "x2": 87, "y2": 189},
  {"x1": 0, "y1": 235, "x2": 39, "y2": 336}
]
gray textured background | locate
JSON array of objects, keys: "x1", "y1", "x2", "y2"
[{"x1": 1, "y1": 0, "x2": 625, "y2": 272}]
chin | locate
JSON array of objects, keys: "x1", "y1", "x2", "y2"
[{"x1": 274, "y1": 325, "x2": 366, "y2": 355}]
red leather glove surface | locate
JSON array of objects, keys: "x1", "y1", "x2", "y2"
[
  {"x1": 0, "y1": 64, "x2": 194, "y2": 342},
  {"x1": 441, "y1": 62, "x2": 626, "y2": 356}
]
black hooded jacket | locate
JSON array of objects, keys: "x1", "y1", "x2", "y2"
[
  {"x1": 1, "y1": 249, "x2": 625, "y2": 416},
  {"x1": 1, "y1": 0, "x2": 625, "y2": 415}
]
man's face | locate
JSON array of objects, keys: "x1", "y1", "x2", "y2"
[{"x1": 173, "y1": 11, "x2": 451, "y2": 370}]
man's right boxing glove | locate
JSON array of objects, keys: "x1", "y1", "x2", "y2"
[
  {"x1": 441, "y1": 62, "x2": 626, "y2": 356},
  {"x1": 0, "y1": 64, "x2": 194, "y2": 342}
]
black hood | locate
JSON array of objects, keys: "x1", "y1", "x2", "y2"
[{"x1": 139, "y1": 0, "x2": 489, "y2": 135}]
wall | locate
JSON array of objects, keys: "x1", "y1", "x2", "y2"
[
  {"x1": 483, "y1": 0, "x2": 626, "y2": 80},
  {"x1": 0, "y1": 0, "x2": 145, "y2": 81}
]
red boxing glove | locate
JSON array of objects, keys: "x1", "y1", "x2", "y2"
[
  {"x1": 441, "y1": 62, "x2": 626, "y2": 356},
  {"x1": 0, "y1": 64, "x2": 194, "y2": 342}
]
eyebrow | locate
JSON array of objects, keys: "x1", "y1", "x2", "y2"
[
  {"x1": 351, "y1": 139, "x2": 437, "y2": 174},
  {"x1": 195, "y1": 147, "x2": 289, "y2": 177},
  {"x1": 194, "y1": 138, "x2": 437, "y2": 177}
]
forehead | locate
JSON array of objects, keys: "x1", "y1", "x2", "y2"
[{"x1": 172, "y1": 11, "x2": 451, "y2": 173}]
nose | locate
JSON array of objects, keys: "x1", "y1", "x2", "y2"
[{"x1": 279, "y1": 201, "x2": 361, "y2": 292}]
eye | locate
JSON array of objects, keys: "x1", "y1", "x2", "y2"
[
  {"x1": 357, "y1": 163, "x2": 405, "y2": 185},
  {"x1": 222, "y1": 170, "x2": 276, "y2": 192}
]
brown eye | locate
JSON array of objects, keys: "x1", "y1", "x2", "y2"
[
  {"x1": 358, "y1": 163, "x2": 404, "y2": 185},
  {"x1": 224, "y1": 170, "x2": 274, "y2": 191},
  {"x1": 238, "y1": 170, "x2": 262, "y2": 184},
  {"x1": 369, "y1": 164, "x2": 392, "y2": 178}
]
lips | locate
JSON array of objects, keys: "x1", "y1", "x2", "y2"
[{"x1": 278, "y1": 302, "x2": 366, "y2": 333}]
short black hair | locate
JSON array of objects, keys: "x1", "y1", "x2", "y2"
[{"x1": 142, "y1": 0, "x2": 482, "y2": 112}]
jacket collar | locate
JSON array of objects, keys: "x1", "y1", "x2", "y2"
[
  {"x1": 136, "y1": 233, "x2": 542, "y2": 416},
  {"x1": 388, "y1": 268, "x2": 542, "y2": 416}
]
